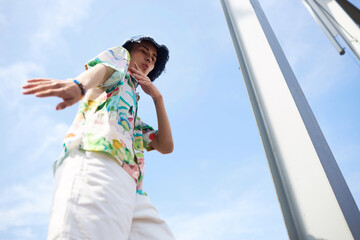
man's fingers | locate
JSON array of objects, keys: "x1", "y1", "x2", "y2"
[
  {"x1": 22, "y1": 84, "x2": 49, "y2": 93},
  {"x1": 132, "y1": 73, "x2": 144, "y2": 80},
  {"x1": 23, "y1": 78, "x2": 81, "y2": 110},
  {"x1": 137, "y1": 77, "x2": 151, "y2": 85},
  {"x1": 23, "y1": 79, "x2": 61, "y2": 88},
  {"x1": 23, "y1": 81, "x2": 63, "y2": 94},
  {"x1": 56, "y1": 101, "x2": 68, "y2": 110},
  {"x1": 22, "y1": 83, "x2": 39, "y2": 89},
  {"x1": 134, "y1": 62, "x2": 141, "y2": 70},
  {"x1": 22, "y1": 81, "x2": 49, "y2": 90},
  {"x1": 27, "y1": 78, "x2": 52, "y2": 82},
  {"x1": 131, "y1": 63, "x2": 145, "y2": 75},
  {"x1": 133, "y1": 73, "x2": 151, "y2": 82},
  {"x1": 23, "y1": 85, "x2": 51, "y2": 94},
  {"x1": 130, "y1": 67, "x2": 142, "y2": 75},
  {"x1": 24, "y1": 79, "x2": 53, "y2": 85},
  {"x1": 56, "y1": 98, "x2": 77, "y2": 110}
]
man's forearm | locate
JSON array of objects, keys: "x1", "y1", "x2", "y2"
[
  {"x1": 151, "y1": 95, "x2": 174, "y2": 154},
  {"x1": 77, "y1": 64, "x2": 115, "y2": 91}
]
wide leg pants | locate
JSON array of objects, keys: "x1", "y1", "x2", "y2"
[{"x1": 47, "y1": 149, "x2": 175, "y2": 240}]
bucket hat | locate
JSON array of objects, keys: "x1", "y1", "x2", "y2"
[{"x1": 122, "y1": 35, "x2": 169, "y2": 82}]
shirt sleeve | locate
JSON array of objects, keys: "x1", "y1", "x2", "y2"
[
  {"x1": 85, "y1": 46, "x2": 130, "y2": 87},
  {"x1": 135, "y1": 117, "x2": 158, "y2": 151}
]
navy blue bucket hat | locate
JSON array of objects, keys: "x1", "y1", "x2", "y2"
[{"x1": 122, "y1": 35, "x2": 169, "y2": 82}]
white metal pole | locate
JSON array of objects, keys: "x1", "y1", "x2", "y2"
[
  {"x1": 302, "y1": 0, "x2": 345, "y2": 55},
  {"x1": 220, "y1": 0, "x2": 360, "y2": 239},
  {"x1": 304, "y1": 0, "x2": 360, "y2": 61}
]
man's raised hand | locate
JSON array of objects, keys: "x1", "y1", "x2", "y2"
[{"x1": 22, "y1": 78, "x2": 83, "y2": 110}]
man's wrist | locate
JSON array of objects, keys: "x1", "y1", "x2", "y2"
[
  {"x1": 153, "y1": 93, "x2": 163, "y2": 104},
  {"x1": 73, "y1": 79, "x2": 86, "y2": 96}
]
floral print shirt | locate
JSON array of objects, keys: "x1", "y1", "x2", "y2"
[{"x1": 54, "y1": 46, "x2": 157, "y2": 195}]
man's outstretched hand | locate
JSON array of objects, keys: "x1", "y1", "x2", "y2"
[{"x1": 22, "y1": 78, "x2": 82, "y2": 110}]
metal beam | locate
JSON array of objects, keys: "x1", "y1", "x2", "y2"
[
  {"x1": 336, "y1": 0, "x2": 360, "y2": 26},
  {"x1": 303, "y1": 0, "x2": 360, "y2": 61},
  {"x1": 303, "y1": 0, "x2": 345, "y2": 55},
  {"x1": 220, "y1": 0, "x2": 360, "y2": 239}
]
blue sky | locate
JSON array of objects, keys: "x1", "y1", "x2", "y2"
[{"x1": 1, "y1": 0, "x2": 359, "y2": 239}]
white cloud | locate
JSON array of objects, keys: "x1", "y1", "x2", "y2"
[
  {"x1": 0, "y1": 62, "x2": 45, "y2": 108},
  {"x1": 10, "y1": 227, "x2": 36, "y2": 240},
  {"x1": 164, "y1": 159, "x2": 287, "y2": 240},
  {"x1": 31, "y1": 0, "x2": 94, "y2": 49},
  {"x1": 0, "y1": 61, "x2": 70, "y2": 239},
  {"x1": 167, "y1": 186, "x2": 286, "y2": 240},
  {"x1": 0, "y1": 61, "x2": 69, "y2": 154},
  {"x1": 0, "y1": 173, "x2": 53, "y2": 232},
  {"x1": 11, "y1": 113, "x2": 70, "y2": 163},
  {"x1": 0, "y1": 61, "x2": 68, "y2": 238},
  {"x1": 0, "y1": 5, "x2": 82, "y2": 235}
]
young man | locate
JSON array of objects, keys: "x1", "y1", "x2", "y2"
[{"x1": 23, "y1": 36, "x2": 175, "y2": 240}]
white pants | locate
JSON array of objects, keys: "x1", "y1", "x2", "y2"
[{"x1": 47, "y1": 149, "x2": 175, "y2": 240}]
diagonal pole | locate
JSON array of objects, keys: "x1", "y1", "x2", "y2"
[
  {"x1": 303, "y1": 0, "x2": 360, "y2": 62},
  {"x1": 220, "y1": 0, "x2": 360, "y2": 239}
]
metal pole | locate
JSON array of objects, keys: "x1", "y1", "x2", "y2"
[
  {"x1": 303, "y1": 0, "x2": 360, "y2": 62},
  {"x1": 220, "y1": 0, "x2": 360, "y2": 239},
  {"x1": 303, "y1": 0, "x2": 345, "y2": 55},
  {"x1": 336, "y1": 0, "x2": 360, "y2": 26}
]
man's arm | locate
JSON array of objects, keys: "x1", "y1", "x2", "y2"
[
  {"x1": 22, "y1": 64, "x2": 115, "y2": 110},
  {"x1": 131, "y1": 63, "x2": 174, "y2": 154},
  {"x1": 149, "y1": 94, "x2": 174, "y2": 154}
]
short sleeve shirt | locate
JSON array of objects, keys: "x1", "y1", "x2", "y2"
[{"x1": 54, "y1": 46, "x2": 157, "y2": 194}]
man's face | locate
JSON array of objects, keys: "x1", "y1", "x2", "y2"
[{"x1": 129, "y1": 41, "x2": 157, "y2": 76}]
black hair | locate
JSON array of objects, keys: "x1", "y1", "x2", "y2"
[{"x1": 123, "y1": 37, "x2": 169, "y2": 82}]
